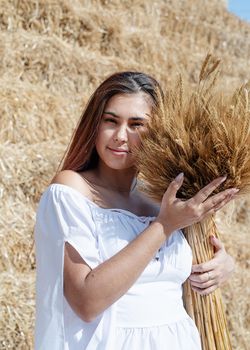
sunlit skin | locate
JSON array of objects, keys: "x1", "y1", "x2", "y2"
[{"x1": 94, "y1": 92, "x2": 152, "y2": 193}]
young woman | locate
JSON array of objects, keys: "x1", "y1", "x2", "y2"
[{"x1": 35, "y1": 72, "x2": 235, "y2": 350}]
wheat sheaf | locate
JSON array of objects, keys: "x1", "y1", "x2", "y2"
[{"x1": 136, "y1": 55, "x2": 250, "y2": 350}]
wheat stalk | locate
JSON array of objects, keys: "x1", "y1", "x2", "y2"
[{"x1": 136, "y1": 55, "x2": 250, "y2": 350}]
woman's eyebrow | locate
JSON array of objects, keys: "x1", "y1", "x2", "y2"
[
  {"x1": 103, "y1": 111, "x2": 119, "y2": 118},
  {"x1": 103, "y1": 111, "x2": 146, "y2": 121}
]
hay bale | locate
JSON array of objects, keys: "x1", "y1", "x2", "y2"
[
  {"x1": 0, "y1": 81, "x2": 78, "y2": 143},
  {"x1": 216, "y1": 205, "x2": 250, "y2": 350},
  {"x1": 0, "y1": 0, "x2": 250, "y2": 348},
  {"x1": 0, "y1": 194, "x2": 35, "y2": 273},
  {"x1": 0, "y1": 142, "x2": 65, "y2": 202},
  {"x1": 0, "y1": 272, "x2": 35, "y2": 350},
  {"x1": 0, "y1": 142, "x2": 65, "y2": 274}
]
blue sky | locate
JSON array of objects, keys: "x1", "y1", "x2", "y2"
[{"x1": 228, "y1": 0, "x2": 250, "y2": 22}]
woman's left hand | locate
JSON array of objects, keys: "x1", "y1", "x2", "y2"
[{"x1": 189, "y1": 235, "x2": 235, "y2": 295}]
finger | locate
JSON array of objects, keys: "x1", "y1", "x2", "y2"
[
  {"x1": 191, "y1": 284, "x2": 217, "y2": 296},
  {"x1": 202, "y1": 188, "x2": 239, "y2": 213},
  {"x1": 165, "y1": 173, "x2": 184, "y2": 202},
  {"x1": 203, "y1": 191, "x2": 237, "y2": 217},
  {"x1": 191, "y1": 260, "x2": 217, "y2": 273},
  {"x1": 191, "y1": 176, "x2": 227, "y2": 204},
  {"x1": 189, "y1": 278, "x2": 214, "y2": 289},
  {"x1": 189, "y1": 271, "x2": 214, "y2": 283},
  {"x1": 209, "y1": 235, "x2": 224, "y2": 252}
]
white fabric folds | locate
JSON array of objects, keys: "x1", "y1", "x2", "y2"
[{"x1": 34, "y1": 183, "x2": 201, "y2": 350}]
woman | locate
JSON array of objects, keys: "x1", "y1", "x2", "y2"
[{"x1": 35, "y1": 71, "x2": 235, "y2": 350}]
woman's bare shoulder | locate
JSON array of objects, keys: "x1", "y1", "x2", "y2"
[{"x1": 51, "y1": 170, "x2": 93, "y2": 199}]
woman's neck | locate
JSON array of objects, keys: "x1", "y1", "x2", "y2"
[{"x1": 93, "y1": 163, "x2": 137, "y2": 194}]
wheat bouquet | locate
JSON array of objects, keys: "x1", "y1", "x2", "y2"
[{"x1": 136, "y1": 55, "x2": 250, "y2": 350}]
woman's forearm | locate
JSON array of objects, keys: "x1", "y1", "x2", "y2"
[{"x1": 64, "y1": 220, "x2": 172, "y2": 322}]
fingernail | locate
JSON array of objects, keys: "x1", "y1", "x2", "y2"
[
  {"x1": 219, "y1": 175, "x2": 227, "y2": 182},
  {"x1": 175, "y1": 172, "x2": 184, "y2": 182}
]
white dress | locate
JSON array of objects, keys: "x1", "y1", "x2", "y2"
[{"x1": 34, "y1": 183, "x2": 201, "y2": 350}]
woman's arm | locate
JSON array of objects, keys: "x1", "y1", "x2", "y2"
[
  {"x1": 62, "y1": 173, "x2": 237, "y2": 322},
  {"x1": 189, "y1": 235, "x2": 235, "y2": 295},
  {"x1": 64, "y1": 220, "x2": 168, "y2": 322}
]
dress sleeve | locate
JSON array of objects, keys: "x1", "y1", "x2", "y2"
[
  {"x1": 34, "y1": 185, "x2": 101, "y2": 350},
  {"x1": 35, "y1": 185, "x2": 101, "y2": 269}
]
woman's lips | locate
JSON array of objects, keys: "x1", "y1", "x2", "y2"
[{"x1": 107, "y1": 147, "x2": 129, "y2": 154}]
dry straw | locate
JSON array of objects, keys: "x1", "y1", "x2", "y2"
[
  {"x1": 136, "y1": 55, "x2": 250, "y2": 350},
  {"x1": 1, "y1": 0, "x2": 250, "y2": 348}
]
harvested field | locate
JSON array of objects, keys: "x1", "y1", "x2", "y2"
[{"x1": 0, "y1": 0, "x2": 249, "y2": 349}]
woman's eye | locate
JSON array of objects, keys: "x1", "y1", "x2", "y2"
[
  {"x1": 130, "y1": 123, "x2": 145, "y2": 128},
  {"x1": 104, "y1": 118, "x2": 117, "y2": 124}
]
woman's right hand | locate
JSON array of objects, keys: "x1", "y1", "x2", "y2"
[{"x1": 156, "y1": 173, "x2": 239, "y2": 234}]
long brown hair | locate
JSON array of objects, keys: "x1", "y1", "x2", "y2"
[{"x1": 60, "y1": 71, "x2": 163, "y2": 172}]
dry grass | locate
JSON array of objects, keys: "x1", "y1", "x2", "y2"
[
  {"x1": 0, "y1": 0, "x2": 250, "y2": 349},
  {"x1": 137, "y1": 57, "x2": 250, "y2": 201}
]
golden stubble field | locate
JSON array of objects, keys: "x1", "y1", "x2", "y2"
[{"x1": 0, "y1": 0, "x2": 249, "y2": 349}]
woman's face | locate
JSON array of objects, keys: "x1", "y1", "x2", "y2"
[{"x1": 95, "y1": 92, "x2": 152, "y2": 170}]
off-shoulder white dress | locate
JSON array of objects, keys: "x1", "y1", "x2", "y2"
[{"x1": 34, "y1": 183, "x2": 201, "y2": 350}]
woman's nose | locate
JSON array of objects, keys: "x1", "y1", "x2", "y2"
[{"x1": 114, "y1": 125, "x2": 128, "y2": 142}]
